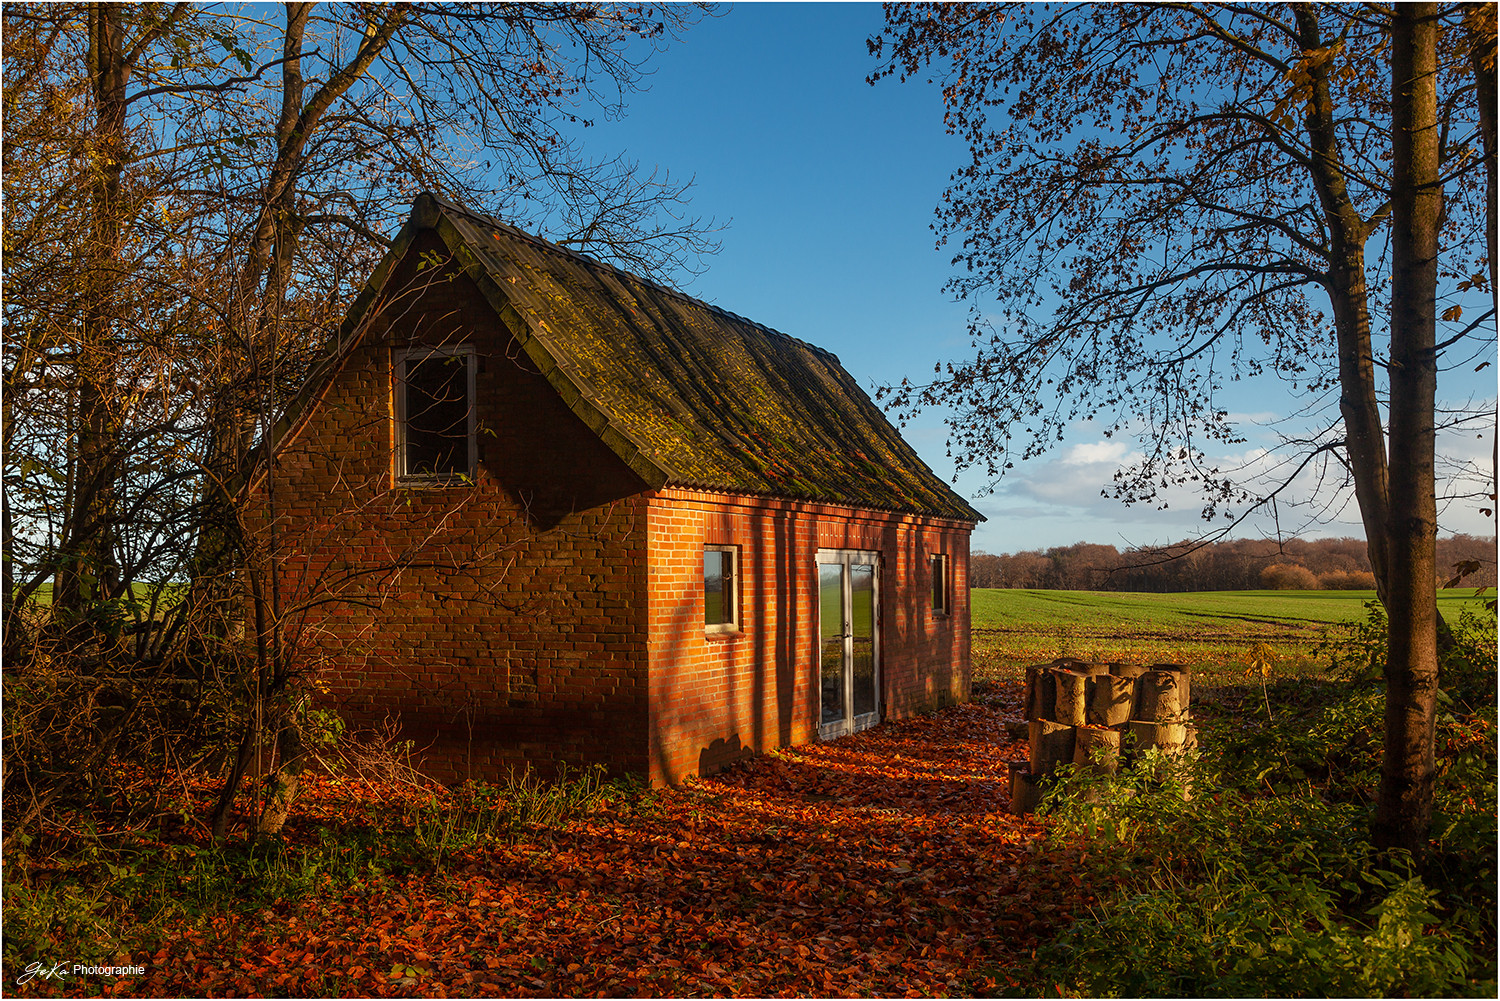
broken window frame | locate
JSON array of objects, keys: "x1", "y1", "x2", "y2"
[{"x1": 393, "y1": 345, "x2": 478, "y2": 482}]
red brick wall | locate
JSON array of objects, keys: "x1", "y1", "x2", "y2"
[
  {"x1": 646, "y1": 488, "x2": 973, "y2": 786},
  {"x1": 251, "y1": 235, "x2": 652, "y2": 783},
  {"x1": 253, "y1": 232, "x2": 977, "y2": 788}
]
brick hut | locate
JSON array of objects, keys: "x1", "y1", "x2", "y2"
[{"x1": 251, "y1": 193, "x2": 983, "y2": 785}]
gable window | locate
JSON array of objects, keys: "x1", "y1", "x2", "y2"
[
  {"x1": 930, "y1": 553, "x2": 951, "y2": 615},
  {"x1": 703, "y1": 545, "x2": 740, "y2": 633},
  {"x1": 394, "y1": 346, "x2": 476, "y2": 480}
]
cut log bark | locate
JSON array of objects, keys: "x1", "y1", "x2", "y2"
[
  {"x1": 1127, "y1": 720, "x2": 1190, "y2": 755},
  {"x1": 1087, "y1": 674, "x2": 1135, "y2": 727},
  {"x1": 1136, "y1": 670, "x2": 1188, "y2": 723},
  {"x1": 1073, "y1": 726, "x2": 1121, "y2": 774},
  {"x1": 1009, "y1": 763, "x2": 1042, "y2": 815},
  {"x1": 1109, "y1": 663, "x2": 1147, "y2": 681},
  {"x1": 1029, "y1": 719, "x2": 1076, "y2": 775},
  {"x1": 1024, "y1": 663, "x2": 1056, "y2": 721},
  {"x1": 1051, "y1": 669, "x2": 1089, "y2": 725},
  {"x1": 1150, "y1": 663, "x2": 1191, "y2": 706},
  {"x1": 1128, "y1": 722, "x2": 1199, "y2": 798}
]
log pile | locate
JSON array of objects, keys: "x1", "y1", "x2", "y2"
[{"x1": 1009, "y1": 658, "x2": 1197, "y2": 815}]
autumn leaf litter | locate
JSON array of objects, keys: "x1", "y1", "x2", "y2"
[{"x1": 22, "y1": 683, "x2": 1096, "y2": 998}]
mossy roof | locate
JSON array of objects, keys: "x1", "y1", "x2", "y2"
[{"x1": 389, "y1": 194, "x2": 982, "y2": 522}]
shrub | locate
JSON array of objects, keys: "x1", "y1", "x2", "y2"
[
  {"x1": 1024, "y1": 679, "x2": 1496, "y2": 998},
  {"x1": 1321, "y1": 600, "x2": 1498, "y2": 709},
  {"x1": 1260, "y1": 563, "x2": 1321, "y2": 589},
  {"x1": 1033, "y1": 863, "x2": 1475, "y2": 998},
  {"x1": 1318, "y1": 569, "x2": 1379, "y2": 590}
]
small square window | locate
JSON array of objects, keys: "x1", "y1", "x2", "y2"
[
  {"x1": 704, "y1": 545, "x2": 740, "y2": 633},
  {"x1": 930, "y1": 553, "x2": 951, "y2": 615},
  {"x1": 395, "y1": 346, "x2": 476, "y2": 481}
]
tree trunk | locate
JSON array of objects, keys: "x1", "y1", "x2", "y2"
[
  {"x1": 211, "y1": 724, "x2": 256, "y2": 842},
  {"x1": 1292, "y1": 3, "x2": 1395, "y2": 609},
  {"x1": 191, "y1": 2, "x2": 405, "y2": 629},
  {"x1": 257, "y1": 721, "x2": 304, "y2": 836},
  {"x1": 1375, "y1": 2, "x2": 1443, "y2": 856},
  {"x1": 1463, "y1": 3, "x2": 1498, "y2": 546},
  {"x1": 1465, "y1": 3, "x2": 1497, "y2": 310},
  {"x1": 56, "y1": 3, "x2": 129, "y2": 616}
]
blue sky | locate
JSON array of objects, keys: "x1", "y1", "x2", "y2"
[{"x1": 576, "y1": 2, "x2": 1496, "y2": 555}]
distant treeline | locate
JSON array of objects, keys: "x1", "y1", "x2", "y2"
[{"x1": 971, "y1": 535, "x2": 1498, "y2": 591}]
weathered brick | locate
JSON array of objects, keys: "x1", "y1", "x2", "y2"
[{"x1": 248, "y1": 231, "x2": 975, "y2": 788}]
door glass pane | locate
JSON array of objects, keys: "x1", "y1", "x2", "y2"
[
  {"x1": 850, "y1": 563, "x2": 876, "y2": 716},
  {"x1": 819, "y1": 564, "x2": 844, "y2": 725}
]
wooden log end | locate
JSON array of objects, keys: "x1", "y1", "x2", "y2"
[
  {"x1": 1026, "y1": 663, "x2": 1058, "y2": 721},
  {"x1": 1073, "y1": 725, "x2": 1122, "y2": 774},
  {"x1": 1049, "y1": 668, "x2": 1089, "y2": 726},
  {"x1": 1126, "y1": 720, "x2": 1189, "y2": 753},
  {"x1": 1029, "y1": 719, "x2": 1076, "y2": 775},
  {"x1": 1086, "y1": 673, "x2": 1134, "y2": 727},
  {"x1": 1009, "y1": 763, "x2": 1042, "y2": 815}
]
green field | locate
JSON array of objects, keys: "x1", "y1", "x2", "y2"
[{"x1": 970, "y1": 588, "x2": 1497, "y2": 685}]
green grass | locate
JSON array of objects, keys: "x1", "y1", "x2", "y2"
[
  {"x1": 21, "y1": 582, "x2": 187, "y2": 607},
  {"x1": 970, "y1": 588, "x2": 1496, "y2": 685}
]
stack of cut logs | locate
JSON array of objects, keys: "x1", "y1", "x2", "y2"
[{"x1": 1009, "y1": 658, "x2": 1197, "y2": 815}]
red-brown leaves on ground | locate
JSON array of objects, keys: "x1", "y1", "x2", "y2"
[{"x1": 13, "y1": 683, "x2": 1094, "y2": 998}]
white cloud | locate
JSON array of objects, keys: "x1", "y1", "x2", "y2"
[{"x1": 1060, "y1": 441, "x2": 1132, "y2": 465}]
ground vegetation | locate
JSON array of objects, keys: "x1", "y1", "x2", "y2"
[{"x1": 4, "y1": 593, "x2": 1493, "y2": 996}]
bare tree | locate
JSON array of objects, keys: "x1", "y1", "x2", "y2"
[
  {"x1": 2, "y1": 2, "x2": 720, "y2": 846},
  {"x1": 870, "y1": 2, "x2": 1495, "y2": 851}
]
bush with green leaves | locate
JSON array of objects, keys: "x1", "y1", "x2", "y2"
[
  {"x1": 1321, "y1": 600, "x2": 1497, "y2": 709},
  {"x1": 2, "y1": 825, "x2": 399, "y2": 975},
  {"x1": 1032, "y1": 858, "x2": 1474, "y2": 998},
  {"x1": 1023, "y1": 681, "x2": 1496, "y2": 998}
]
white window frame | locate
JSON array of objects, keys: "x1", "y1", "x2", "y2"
[
  {"x1": 703, "y1": 544, "x2": 741, "y2": 635},
  {"x1": 393, "y1": 345, "x2": 477, "y2": 482}
]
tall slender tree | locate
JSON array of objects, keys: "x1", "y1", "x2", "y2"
[
  {"x1": 1379, "y1": 1, "x2": 1443, "y2": 852},
  {"x1": 870, "y1": 2, "x2": 1495, "y2": 851}
]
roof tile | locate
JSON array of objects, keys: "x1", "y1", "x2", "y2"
[{"x1": 425, "y1": 193, "x2": 982, "y2": 522}]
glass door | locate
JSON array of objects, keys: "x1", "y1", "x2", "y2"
[{"x1": 817, "y1": 550, "x2": 880, "y2": 739}]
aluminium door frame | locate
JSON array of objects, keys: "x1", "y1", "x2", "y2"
[{"x1": 815, "y1": 548, "x2": 882, "y2": 741}]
